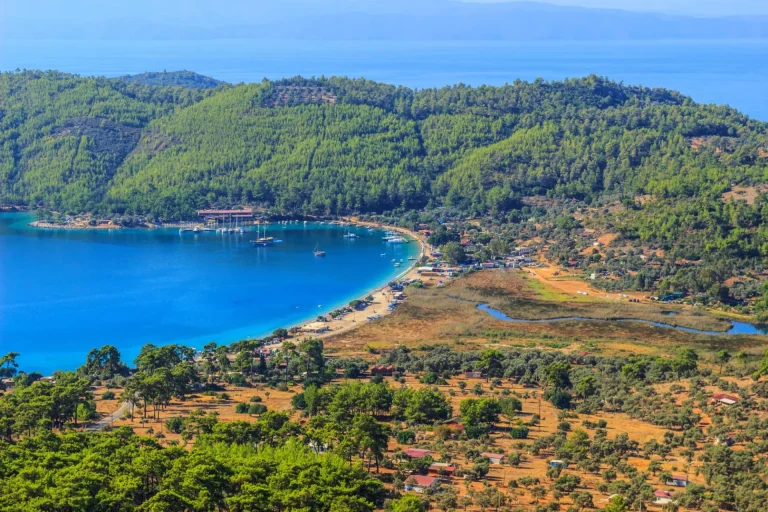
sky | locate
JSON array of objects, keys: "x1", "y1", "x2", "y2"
[
  {"x1": 467, "y1": 0, "x2": 768, "y2": 17},
  {"x1": 3, "y1": 0, "x2": 768, "y2": 22}
]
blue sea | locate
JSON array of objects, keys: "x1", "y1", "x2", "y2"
[
  {"x1": 0, "y1": 213, "x2": 419, "y2": 374},
  {"x1": 1, "y1": 39, "x2": 767, "y2": 120}
]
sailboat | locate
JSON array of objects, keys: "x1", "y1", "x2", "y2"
[
  {"x1": 342, "y1": 226, "x2": 359, "y2": 239},
  {"x1": 313, "y1": 243, "x2": 326, "y2": 257},
  {"x1": 251, "y1": 222, "x2": 274, "y2": 246}
]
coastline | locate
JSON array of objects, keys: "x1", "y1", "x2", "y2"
[
  {"x1": 288, "y1": 220, "x2": 432, "y2": 343},
  {"x1": 29, "y1": 220, "x2": 123, "y2": 230}
]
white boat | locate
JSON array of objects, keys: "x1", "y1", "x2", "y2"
[
  {"x1": 387, "y1": 237, "x2": 406, "y2": 244},
  {"x1": 313, "y1": 243, "x2": 326, "y2": 257}
]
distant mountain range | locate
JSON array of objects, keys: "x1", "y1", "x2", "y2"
[{"x1": 4, "y1": 1, "x2": 768, "y2": 41}]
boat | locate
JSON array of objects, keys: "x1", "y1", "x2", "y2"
[
  {"x1": 250, "y1": 223, "x2": 274, "y2": 246},
  {"x1": 342, "y1": 227, "x2": 359, "y2": 239},
  {"x1": 313, "y1": 243, "x2": 326, "y2": 257},
  {"x1": 394, "y1": 262, "x2": 401, "y2": 267},
  {"x1": 387, "y1": 237, "x2": 406, "y2": 244},
  {"x1": 408, "y1": 256, "x2": 418, "y2": 261}
]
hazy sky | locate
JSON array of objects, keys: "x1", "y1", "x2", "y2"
[
  {"x1": 3, "y1": 0, "x2": 768, "y2": 22},
  {"x1": 467, "y1": 0, "x2": 768, "y2": 17},
  {"x1": 0, "y1": 0, "x2": 768, "y2": 18}
]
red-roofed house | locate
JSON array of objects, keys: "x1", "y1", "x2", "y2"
[
  {"x1": 428, "y1": 462, "x2": 458, "y2": 477},
  {"x1": 654, "y1": 490, "x2": 675, "y2": 505},
  {"x1": 405, "y1": 475, "x2": 440, "y2": 493},
  {"x1": 404, "y1": 448, "x2": 431, "y2": 460},
  {"x1": 481, "y1": 452, "x2": 505, "y2": 464},
  {"x1": 712, "y1": 393, "x2": 739, "y2": 405},
  {"x1": 370, "y1": 365, "x2": 394, "y2": 376}
]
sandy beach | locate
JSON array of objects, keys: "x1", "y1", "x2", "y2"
[{"x1": 288, "y1": 220, "x2": 437, "y2": 342}]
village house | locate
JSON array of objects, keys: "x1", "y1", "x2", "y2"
[
  {"x1": 439, "y1": 417, "x2": 465, "y2": 434},
  {"x1": 369, "y1": 365, "x2": 394, "y2": 376},
  {"x1": 300, "y1": 322, "x2": 330, "y2": 334},
  {"x1": 711, "y1": 393, "x2": 739, "y2": 406},
  {"x1": 464, "y1": 370, "x2": 484, "y2": 379},
  {"x1": 667, "y1": 475, "x2": 689, "y2": 488},
  {"x1": 481, "y1": 452, "x2": 505, "y2": 464},
  {"x1": 405, "y1": 475, "x2": 440, "y2": 494},
  {"x1": 404, "y1": 448, "x2": 431, "y2": 460},
  {"x1": 428, "y1": 462, "x2": 458, "y2": 478},
  {"x1": 654, "y1": 490, "x2": 675, "y2": 505}
]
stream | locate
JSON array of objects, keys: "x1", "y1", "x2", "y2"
[{"x1": 477, "y1": 304, "x2": 768, "y2": 337}]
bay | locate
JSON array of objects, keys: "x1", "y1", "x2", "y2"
[
  {"x1": 2, "y1": 39, "x2": 767, "y2": 120},
  {"x1": 0, "y1": 213, "x2": 418, "y2": 374}
]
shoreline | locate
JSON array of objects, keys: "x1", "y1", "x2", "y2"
[
  {"x1": 29, "y1": 220, "x2": 123, "y2": 230},
  {"x1": 286, "y1": 220, "x2": 431, "y2": 343}
]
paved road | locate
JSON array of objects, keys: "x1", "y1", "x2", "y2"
[{"x1": 86, "y1": 401, "x2": 132, "y2": 431}]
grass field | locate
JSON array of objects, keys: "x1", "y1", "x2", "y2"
[{"x1": 324, "y1": 269, "x2": 768, "y2": 361}]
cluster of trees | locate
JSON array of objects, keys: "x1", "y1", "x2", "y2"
[{"x1": 0, "y1": 430, "x2": 384, "y2": 512}]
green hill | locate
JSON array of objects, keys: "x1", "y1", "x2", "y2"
[
  {"x1": 115, "y1": 70, "x2": 225, "y2": 89},
  {"x1": 4, "y1": 71, "x2": 765, "y2": 218}
]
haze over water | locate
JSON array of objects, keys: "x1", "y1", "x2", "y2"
[
  {"x1": 2, "y1": 39, "x2": 768, "y2": 120},
  {"x1": 0, "y1": 214, "x2": 419, "y2": 374}
]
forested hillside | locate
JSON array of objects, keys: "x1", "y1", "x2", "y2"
[{"x1": 2, "y1": 71, "x2": 766, "y2": 218}]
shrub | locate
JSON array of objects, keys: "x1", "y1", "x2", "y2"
[
  {"x1": 236, "y1": 403, "x2": 249, "y2": 414},
  {"x1": 101, "y1": 391, "x2": 116, "y2": 400},
  {"x1": 421, "y1": 372, "x2": 438, "y2": 384},
  {"x1": 510, "y1": 425, "x2": 529, "y2": 439},
  {"x1": 250, "y1": 395, "x2": 262, "y2": 402},
  {"x1": 249, "y1": 404, "x2": 268, "y2": 415},
  {"x1": 396, "y1": 429, "x2": 416, "y2": 444},
  {"x1": 165, "y1": 417, "x2": 183, "y2": 434}
]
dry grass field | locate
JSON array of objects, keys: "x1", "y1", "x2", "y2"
[{"x1": 324, "y1": 269, "x2": 767, "y2": 361}]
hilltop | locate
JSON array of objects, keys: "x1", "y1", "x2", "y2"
[{"x1": 115, "y1": 70, "x2": 225, "y2": 89}]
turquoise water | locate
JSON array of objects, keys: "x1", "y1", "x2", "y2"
[
  {"x1": 0, "y1": 213, "x2": 419, "y2": 374},
  {"x1": 477, "y1": 304, "x2": 768, "y2": 336},
  {"x1": 1, "y1": 39, "x2": 767, "y2": 120}
]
